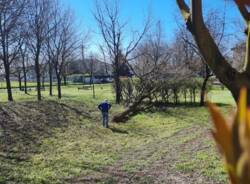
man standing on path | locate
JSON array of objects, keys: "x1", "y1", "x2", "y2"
[{"x1": 98, "y1": 99, "x2": 111, "y2": 128}]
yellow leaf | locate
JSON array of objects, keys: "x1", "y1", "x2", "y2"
[
  {"x1": 238, "y1": 87, "x2": 247, "y2": 125},
  {"x1": 246, "y1": 108, "x2": 250, "y2": 137},
  {"x1": 236, "y1": 152, "x2": 250, "y2": 184},
  {"x1": 207, "y1": 102, "x2": 233, "y2": 163}
]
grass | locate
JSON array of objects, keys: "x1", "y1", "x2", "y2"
[
  {"x1": 0, "y1": 81, "x2": 41, "y2": 88},
  {"x1": 208, "y1": 88, "x2": 236, "y2": 106},
  {"x1": 0, "y1": 83, "x2": 234, "y2": 183},
  {"x1": 0, "y1": 83, "x2": 115, "y2": 105}
]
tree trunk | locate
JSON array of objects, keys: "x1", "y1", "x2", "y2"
[
  {"x1": 22, "y1": 58, "x2": 27, "y2": 94},
  {"x1": 56, "y1": 73, "x2": 62, "y2": 99},
  {"x1": 92, "y1": 80, "x2": 95, "y2": 99},
  {"x1": 112, "y1": 95, "x2": 147, "y2": 122},
  {"x1": 112, "y1": 103, "x2": 140, "y2": 122},
  {"x1": 114, "y1": 57, "x2": 122, "y2": 104},
  {"x1": 63, "y1": 75, "x2": 67, "y2": 86},
  {"x1": 184, "y1": 89, "x2": 187, "y2": 104},
  {"x1": 200, "y1": 64, "x2": 212, "y2": 106},
  {"x1": 18, "y1": 72, "x2": 22, "y2": 91},
  {"x1": 166, "y1": 90, "x2": 169, "y2": 103},
  {"x1": 35, "y1": 48, "x2": 42, "y2": 101},
  {"x1": 173, "y1": 88, "x2": 178, "y2": 105},
  {"x1": 90, "y1": 57, "x2": 95, "y2": 99},
  {"x1": 200, "y1": 79, "x2": 208, "y2": 106},
  {"x1": 2, "y1": 39, "x2": 13, "y2": 101},
  {"x1": 49, "y1": 62, "x2": 53, "y2": 96},
  {"x1": 190, "y1": 89, "x2": 193, "y2": 103},
  {"x1": 193, "y1": 88, "x2": 196, "y2": 103},
  {"x1": 200, "y1": 76, "x2": 211, "y2": 106},
  {"x1": 176, "y1": 0, "x2": 242, "y2": 103},
  {"x1": 42, "y1": 74, "x2": 45, "y2": 89},
  {"x1": 4, "y1": 63, "x2": 13, "y2": 101},
  {"x1": 115, "y1": 76, "x2": 121, "y2": 104}
]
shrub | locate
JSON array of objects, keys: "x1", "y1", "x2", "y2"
[{"x1": 120, "y1": 77, "x2": 211, "y2": 105}]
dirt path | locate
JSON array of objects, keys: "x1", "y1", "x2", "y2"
[{"x1": 71, "y1": 125, "x2": 224, "y2": 184}]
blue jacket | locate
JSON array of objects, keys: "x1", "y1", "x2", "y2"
[{"x1": 98, "y1": 102, "x2": 111, "y2": 112}]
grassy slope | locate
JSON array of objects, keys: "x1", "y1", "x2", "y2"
[{"x1": 0, "y1": 85, "x2": 233, "y2": 183}]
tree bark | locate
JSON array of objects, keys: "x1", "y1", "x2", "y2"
[
  {"x1": 176, "y1": 0, "x2": 246, "y2": 103},
  {"x1": 49, "y1": 61, "x2": 53, "y2": 96},
  {"x1": 112, "y1": 95, "x2": 148, "y2": 122},
  {"x1": 18, "y1": 72, "x2": 22, "y2": 91},
  {"x1": 184, "y1": 89, "x2": 187, "y2": 104},
  {"x1": 114, "y1": 60, "x2": 121, "y2": 104},
  {"x1": 193, "y1": 88, "x2": 196, "y2": 103},
  {"x1": 4, "y1": 63, "x2": 13, "y2": 101},
  {"x1": 200, "y1": 65, "x2": 212, "y2": 106},
  {"x1": 42, "y1": 74, "x2": 45, "y2": 89},
  {"x1": 190, "y1": 89, "x2": 193, "y2": 103},
  {"x1": 2, "y1": 35, "x2": 13, "y2": 101},
  {"x1": 115, "y1": 76, "x2": 121, "y2": 104},
  {"x1": 56, "y1": 73, "x2": 62, "y2": 99},
  {"x1": 200, "y1": 76, "x2": 209, "y2": 106},
  {"x1": 92, "y1": 83, "x2": 95, "y2": 99},
  {"x1": 35, "y1": 47, "x2": 42, "y2": 101},
  {"x1": 22, "y1": 58, "x2": 27, "y2": 94},
  {"x1": 63, "y1": 75, "x2": 67, "y2": 86}
]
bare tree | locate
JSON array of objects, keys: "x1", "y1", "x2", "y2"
[
  {"x1": 176, "y1": 0, "x2": 250, "y2": 103},
  {"x1": 45, "y1": 18, "x2": 54, "y2": 96},
  {"x1": 0, "y1": 0, "x2": 26, "y2": 101},
  {"x1": 99, "y1": 45, "x2": 109, "y2": 75},
  {"x1": 26, "y1": 0, "x2": 53, "y2": 100},
  {"x1": 113, "y1": 22, "x2": 171, "y2": 122},
  {"x1": 90, "y1": 55, "x2": 96, "y2": 99},
  {"x1": 113, "y1": 21, "x2": 207, "y2": 122},
  {"x1": 94, "y1": 0, "x2": 150, "y2": 104},
  {"x1": 78, "y1": 32, "x2": 91, "y2": 77},
  {"x1": 47, "y1": 5, "x2": 77, "y2": 99},
  {"x1": 18, "y1": 37, "x2": 30, "y2": 94},
  {"x1": 177, "y1": 9, "x2": 228, "y2": 106}
]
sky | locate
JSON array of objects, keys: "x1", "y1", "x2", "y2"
[{"x1": 61, "y1": 0, "x2": 244, "y2": 54}]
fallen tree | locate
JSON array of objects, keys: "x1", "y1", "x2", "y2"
[
  {"x1": 112, "y1": 77, "x2": 208, "y2": 122},
  {"x1": 112, "y1": 23, "x2": 211, "y2": 122}
]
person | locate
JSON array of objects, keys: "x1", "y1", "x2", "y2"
[{"x1": 98, "y1": 99, "x2": 111, "y2": 128}]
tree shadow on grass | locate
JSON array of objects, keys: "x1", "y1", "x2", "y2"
[
  {"x1": 119, "y1": 101, "x2": 234, "y2": 124},
  {"x1": 109, "y1": 127, "x2": 129, "y2": 134},
  {"x1": 151, "y1": 101, "x2": 232, "y2": 109}
]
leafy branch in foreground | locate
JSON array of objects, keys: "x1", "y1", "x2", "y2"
[{"x1": 208, "y1": 88, "x2": 250, "y2": 184}]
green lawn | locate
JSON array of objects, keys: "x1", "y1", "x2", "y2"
[
  {"x1": 208, "y1": 88, "x2": 235, "y2": 106},
  {"x1": 0, "y1": 83, "x2": 115, "y2": 104},
  {"x1": 0, "y1": 81, "x2": 40, "y2": 88},
  {"x1": 0, "y1": 84, "x2": 233, "y2": 183}
]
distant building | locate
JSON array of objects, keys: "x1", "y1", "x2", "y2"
[
  {"x1": 1, "y1": 57, "x2": 133, "y2": 84},
  {"x1": 67, "y1": 58, "x2": 112, "y2": 76},
  {"x1": 66, "y1": 58, "x2": 113, "y2": 84},
  {"x1": 67, "y1": 58, "x2": 133, "y2": 84},
  {"x1": 9, "y1": 64, "x2": 57, "y2": 82}
]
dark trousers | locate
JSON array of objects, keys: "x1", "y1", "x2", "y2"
[{"x1": 102, "y1": 112, "x2": 109, "y2": 128}]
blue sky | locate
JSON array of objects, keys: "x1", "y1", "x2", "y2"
[{"x1": 61, "y1": 0, "x2": 244, "y2": 53}]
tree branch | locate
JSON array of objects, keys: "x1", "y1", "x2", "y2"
[
  {"x1": 176, "y1": 0, "x2": 241, "y2": 99},
  {"x1": 234, "y1": 0, "x2": 250, "y2": 21},
  {"x1": 244, "y1": 23, "x2": 250, "y2": 74},
  {"x1": 176, "y1": 0, "x2": 190, "y2": 21}
]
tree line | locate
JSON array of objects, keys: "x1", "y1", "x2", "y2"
[
  {"x1": 0, "y1": 0, "x2": 244, "y2": 108},
  {"x1": 0, "y1": 0, "x2": 78, "y2": 101}
]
